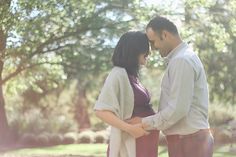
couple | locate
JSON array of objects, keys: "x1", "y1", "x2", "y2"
[{"x1": 94, "y1": 16, "x2": 214, "y2": 157}]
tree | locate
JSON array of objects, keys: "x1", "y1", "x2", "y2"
[
  {"x1": 0, "y1": 0, "x2": 17, "y2": 145},
  {"x1": 183, "y1": 0, "x2": 236, "y2": 104},
  {"x1": 1, "y1": 0, "x2": 160, "y2": 143}
]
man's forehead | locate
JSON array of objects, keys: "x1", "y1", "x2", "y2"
[{"x1": 146, "y1": 28, "x2": 156, "y2": 39}]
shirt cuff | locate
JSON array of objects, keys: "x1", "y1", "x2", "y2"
[{"x1": 142, "y1": 116, "x2": 155, "y2": 130}]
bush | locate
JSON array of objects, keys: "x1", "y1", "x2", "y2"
[
  {"x1": 212, "y1": 127, "x2": 232, "y2": 144},
  {"x1": 78, "y1": 130, "x2": 95, "y2": 144},
  {"x1": 19, "y1": 133, "x2": 37, "y2": 146},
  {"x1": 7, "y1": 91, "x2": 78, "y2": 137},
  {"x1": 209, "y1": 103, "x2": 236, "y2": 126},
  {"x1": 49, "y1": 134, "x2": 63, "y2": 145},
  {"x1": 62, "y1": 132, "x2": 77, "y2": 144},
  {"x1": 94, "y1": 130, "x2": 109, "y2": 143},
  {"x1": 36, "y1": 133, "x2": 50, "y2": 146}
]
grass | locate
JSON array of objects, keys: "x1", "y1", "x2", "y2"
[
  {"x1": 2, "y1": 144, "x2": 107, "y2": 156},
  {"x1": 1, "y1": 144, "x2": 236, "y2": 157}
]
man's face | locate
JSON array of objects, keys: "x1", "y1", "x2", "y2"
[{"x1": 146, "y1": 27, "x2": 171, "y2": 57}]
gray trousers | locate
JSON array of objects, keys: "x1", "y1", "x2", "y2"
[{"x1": 166, "y1": 129, "x2": 214, "y2": 157}]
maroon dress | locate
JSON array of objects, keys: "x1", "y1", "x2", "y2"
[
  {"x1": 128, "y1": 75, "x2": 159, "y2": 157},
  {"x1": 106, "y1": 75, "x2": 159, "y2": 157}
]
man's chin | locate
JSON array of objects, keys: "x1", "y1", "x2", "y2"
[
  {"x1": 160, "y1": 51, "x2": 169, "y2": 57},
  {"x1": 160, "y1": 52, "x2": 166, "y2": 58}
]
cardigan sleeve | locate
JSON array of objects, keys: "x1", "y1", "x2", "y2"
[{"x1": 94, "y1": 70, "x2": 120, "y2": 117}]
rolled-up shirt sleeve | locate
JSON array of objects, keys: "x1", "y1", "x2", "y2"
[{"x1": 142, "y1": 58, "x2": 195, "y2": 130}]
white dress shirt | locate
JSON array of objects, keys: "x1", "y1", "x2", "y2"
[{"x1": 142, "y1": 42, "x2": 210, "y2": 135}]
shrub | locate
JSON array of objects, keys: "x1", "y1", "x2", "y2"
[
  {"x1": 19, "y1": 133, "x2": 37, "y2": 146},
  {"x1": 78, "y1": 130, "x2": 95, "y2": 144},
  {"x1": 49, "y1": 134, "x2": 63, "y2": 145},
  {"x1": 36, "y1": 133, "x2": 50, "y2": 146},
  {"x1": 94, "y1": 130, "x2": 109, "y2": 143},
  {"x1": 209, "y1": 103, "x2": 235, "y2": 126},
  {"x1": 212, "y1": 127, "x2": 232, "y2": 144},
  {"x1": 62, "y1": 132, "x2": 77, "y2": 144}
]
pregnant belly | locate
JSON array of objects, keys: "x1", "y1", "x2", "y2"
[{"x1": 132, "y1": 105, "x2": 155, "y2": 117}]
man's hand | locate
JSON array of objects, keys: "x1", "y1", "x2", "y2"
[
  {"x1": 126, "y1": 123, "x2": 149, "y2": 138},
  {"x1": 126, "y1": 117, "x2": 150, "y2": 130},
  {"x1": 125, "y1": 117, "x2": 142, "y2": 124}
]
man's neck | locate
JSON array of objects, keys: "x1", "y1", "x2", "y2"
[
  {"x1": 165, "y1": 37, "x2": 184, "y2": 58},
  {"x1": 171, "y1": 37, "x2": 183, "y2": 50}
]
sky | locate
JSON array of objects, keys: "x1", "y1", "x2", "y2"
[
  {"x1": 143, "y1": 0, "x2": 184, "y2": 27},
  {"x1": 144, "y1": 0, "x2": 183, "y2": 9}
]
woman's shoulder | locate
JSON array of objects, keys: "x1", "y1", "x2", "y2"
[
  {"x1": 110, "y1": 66, "x2": 127, "y2": 76},
  {"x1": 105, "y1": 66, "x2": 128, "y2": 82}
]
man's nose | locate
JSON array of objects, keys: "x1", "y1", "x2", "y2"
[{"x1": 151, "y1": 44, "x2": 158, "y2": 51}]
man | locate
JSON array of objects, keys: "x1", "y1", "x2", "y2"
[{"x1": 128, "y1": 16, "x2": 214, "y2": 157}]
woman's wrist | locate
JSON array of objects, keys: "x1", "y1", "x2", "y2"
[{"x1": 121, "y1": 122, "x2": 132, "y2": 132}]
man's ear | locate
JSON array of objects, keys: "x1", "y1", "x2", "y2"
[{"x1": 162, "y1": 30, "x2": 169, "y2": 39}]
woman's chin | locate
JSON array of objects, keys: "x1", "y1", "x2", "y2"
[{"x1": 140, "y1": 62, "x2": 147, "y2": 66}]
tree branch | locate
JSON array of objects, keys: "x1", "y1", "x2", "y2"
[{"x1": 1, "y1": 61, "x2": 66, "y2": 85}]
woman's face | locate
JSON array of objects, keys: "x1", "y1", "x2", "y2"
[{"x1": 138, "y1": 52, "x2": 149, "y2": 65}]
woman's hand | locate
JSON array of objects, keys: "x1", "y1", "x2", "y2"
[
  {"x1": 125, "y1": 117, "x2": 142, "y2": 124},
  {"x1": 126, "y1": 117, "x2": 151, "y2": 130},
  {"x1": 125, "y1": 123, "x2": 150, "y2": 138},
  {"x1": 95, "y1": 110, "x2": 149, "y2": 138}
]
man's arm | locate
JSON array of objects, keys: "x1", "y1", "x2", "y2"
[{"x1": 142, "y1": 58, "x2": 195, "y2": 130}]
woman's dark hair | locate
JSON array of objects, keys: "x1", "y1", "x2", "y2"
[{"x1": 112, "y1": 31, "x2": 150, "y2": 76}]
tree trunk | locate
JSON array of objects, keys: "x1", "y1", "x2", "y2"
[
  {"x1": 0, "y1": 29, "x2": 10, "y2": 145},
  {"x1": 75, "y1": 85, "x2": 91, "y2": 131}
]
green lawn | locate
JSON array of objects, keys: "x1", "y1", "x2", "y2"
[{"x1": 2, "y1": 144, "x2": 236, "y2": 157}]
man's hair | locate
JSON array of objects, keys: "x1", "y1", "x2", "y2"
[
  {"x1": 112, "y1": 31, "x2": 149, "y2": 76},
  {"x1": 146, "y1": 16, "x2": 179, "y2": 36}
]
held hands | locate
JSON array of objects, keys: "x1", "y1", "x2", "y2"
[
  {"x1": 125, "y1": 117, "x2": 150, "y2": 131},
  {"x1": 126, "y1": 123, "x2": 150, "y2": 138},
  {"x1": 124, "y1": 117, "x2": 150, "y2": 138}
]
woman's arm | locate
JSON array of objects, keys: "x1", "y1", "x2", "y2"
[{"x1": 95, "y1": 110, "x2": 149, "y2": 138}]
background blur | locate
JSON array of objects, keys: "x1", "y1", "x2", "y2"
[{"x1": 0, "y1": 0, "x2": 236, "y2": 156}]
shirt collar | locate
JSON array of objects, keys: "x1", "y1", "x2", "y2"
[{"x1": 164, "y1": 42, "x2": 188, "y2": 64}]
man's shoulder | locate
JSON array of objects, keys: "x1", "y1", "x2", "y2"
[
  {"x1": 173, "y1": 48, "x2": 199, "y2": 63},
  {"x1": 170, "y1": 48, "x2": 204, "y2": 74}
]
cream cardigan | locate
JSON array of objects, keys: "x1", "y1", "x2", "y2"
[{"x1": 94, "y1": 66, "x2": 135, "y2": 157}]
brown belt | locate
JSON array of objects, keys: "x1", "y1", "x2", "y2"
[{"x1": 166, "y1": 129, "x2": 211, "y2": 139}]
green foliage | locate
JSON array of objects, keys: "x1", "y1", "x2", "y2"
[
  {"x1": 62, "y1": 132, "x2": 77, "y2": 144},
  {"x1": 19, "y1": 133, "x2": 37, "y2": 146},
  {"x1": 36, "y1": 133, "x2": 50, "y2": 146},
  {"x1": 8, "y1": 107, "x2": 77, "y2": 135},
  {"x1": 49, "y1": 134, "x2": 63, "y2": 145},
  {"x1": 209, "y1": 102, "x2": 236, "y2": 126},
  {"x1": 182, "y1": 0, "x2": 236, "y2": 104},
  {"x1": 2, "y1": 0, "x2": 236, "y2": 137},
  {"x1": 1, "y1": 0, "x2": 166, "y2": 135}
]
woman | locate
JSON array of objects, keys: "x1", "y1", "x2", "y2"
[{"x1": 94, "y1": 31, "x2": 159, "y2": 157}]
